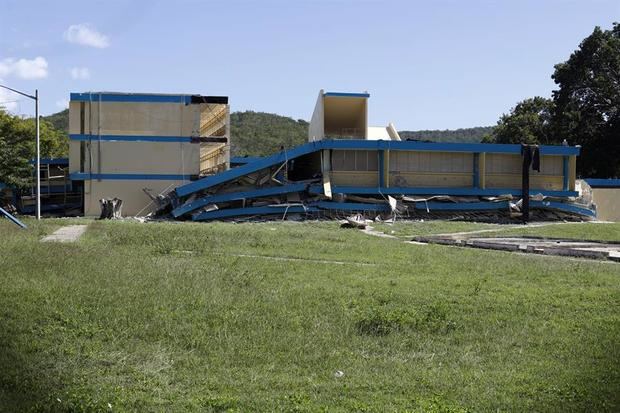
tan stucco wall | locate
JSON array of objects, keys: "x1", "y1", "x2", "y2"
[
  {"x1": 309, "y1": 91, "x2": 368, "y2": 141},
  {"x1": 323, "y1": 96, "x2": 367, "y2": 138},
  {"x1": 70, "y1": 141, "x2": 199, "y2": 175},
  {"x1": 592, "y1": 188, "x2": 620, "y2": 221},
  {"x1": 69, "y1": 95, "x2": 231, "y2": 217},
  {"x1": 83, "y1": 179, "x2": 188, "y2": 217},
  {"x1": 390, "y1": 172, "x2": 473, "y2": 188},
  {"x1": 69, "y1": 101, "x2": 202, "y2": 137},
  {"x1": 485, "y1": 153, "x2": 565, "y2": 191},
  {"x1": 330, "y1": 171, "x2": 378, "y2": 187},
  {"x1": 309, "y1": 90, "x2": 325, "y2": 142}
]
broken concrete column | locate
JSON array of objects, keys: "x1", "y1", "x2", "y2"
[{"x1": 99, "y1": 198, "x2": 123, "y2": 220}]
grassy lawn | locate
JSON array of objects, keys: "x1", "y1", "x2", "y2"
[
  {"x1": 371, "y1": 220, "x2": 505, "y2": 238},
  {"x1": 0, "y1": 218, "x2": 619, "y2": 412}
]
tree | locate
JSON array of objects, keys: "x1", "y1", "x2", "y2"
[
  {"x1": 552, "y1": 23, "x2": 620, "y2": 177},
  {"x1": 482, "y1": 97, "x2": 555, "y2": 144},
  {"x1": 0, "y1": 109, "x2": 68, "y2": 188}
]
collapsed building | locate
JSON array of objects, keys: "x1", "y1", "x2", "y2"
[
  {"x1": 165, "y1": 90, "x2": 594, "y2": 222},
  {"x1": 3, "y1": 89, "x2": 608, "y2": 223}
]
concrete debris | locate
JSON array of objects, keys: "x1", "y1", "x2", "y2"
[
  {"x1": 342, "y1": 214, "x2": 367, "y2": 229},
  {"x1": 413, "y1": 235, "x2": 620, "y2": 262}
]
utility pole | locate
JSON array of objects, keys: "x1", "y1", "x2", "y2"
[
  {"x1": 35, "y1": 89, "x2": 40, "y2": 220},
  {"x1": 0, "y1": 84, "x2": 41, "y2": 219}
]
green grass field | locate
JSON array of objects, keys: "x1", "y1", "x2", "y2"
[{"x1": 0, "y1": 218, "x2": 619, "y2": 412}]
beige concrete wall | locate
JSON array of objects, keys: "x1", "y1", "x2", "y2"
[
  {"x1": 69, "y1": 98, "x2": 230, "y2": 174},
  {"x1": 390, "y1": 151, "x2": 473, "y2": 173},
  {"x1": 485, "y1": 153, "x2": 565, "y2": 191},
  {"x1": 323, "y1": 96, "x2": 367, "y2": 138},
  {"x1": 486, "y1": 153, "x2": 563, "y2": 175},
  {"x1": 367, "y1": 126, "x2": 390, "y2": 140},
  {"x1": 309, "y1": 91, "x2": 368, "y2": 141},
  {"x1": 330, "y1": 171, "x2": 378, "y2": 187},
  {"x1": 331, "y1": 150, "x2": 378, "y2": 171},
  {"x1": 390, "y1": 172, "x2": 473, "y2": 188},
  {"x1": 69, "y1": 95, "x2": 232, "y2": 217},
  {"x1": 592, "y1": 188, "x2": 620, "y2": 221},
  {"x1": 83, "y1": 179, "x2": 188, "y2": 217},
  {"x1": 485, "y1": 174, "x2": 564, "y2": 190},
  {"x1": 70, "y1": 141, "x2": 200, "y2": 175},
  {"x1": 69, "y1": 101, "x2": 202, "y2": 137},
  {"x1": 69, "y1": 140, "x2": 81, "y2": 173},
  {"x1": 309, "y1": 90, "x2": 325, "y2": 142}
]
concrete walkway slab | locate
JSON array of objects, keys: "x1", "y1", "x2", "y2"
[{"x1": 41, "y1": 225, "x2": 88, "y2": 243}]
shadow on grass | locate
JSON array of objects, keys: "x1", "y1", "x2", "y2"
[{"x1": 0, "y1": 318, "x2": 67, "y2": 412}]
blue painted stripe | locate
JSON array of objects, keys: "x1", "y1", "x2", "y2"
[
  {"x1": 70, "y1": 173, "x2": 191, "y2": 181},
  {"x1": 324, "y1": 92, "x2": 370, "y2": 98},
  {"x1": 193, "y1": 205, "x2": 318, "y2": 221},
  {"x1": 19, "y1": 203, "x2": 82, "y2": 214},
  {"x1": 530, "y1": 200, "x2": 596, "y2": 217},
  {"x1": 175, "y1": 140, "x2": 580, "y2": 198},
  {"x1": 29, "y1": 158, "x2": 69, "y2": 165},
  {"x1": 172, "y1": 183, "x2": 308, "y2": 217},
  {"x1": 70, "y1": 93, "x2": 192, "y2": 103},
  {"x1": 313, "y1": 201, "x2": 390, "y2": 212},
  {"x1": 38, "y1": 185, "x2": 75, "y2": 194},
  {"x1": 308, "y1": 185, "x2": 578, "y2": 198},
  {"x1": 413, "y1": 201, "x2": 510, "y2": 211},
  {"x1": 321, "y1": 140, "x2": 580, "y2": 155},
  {"x1": 0, "y1": 206, "x2": 27, "y2": 229},
  {"x1": 584, "y1": 178, "x2": 620, "y2": 188},
  {"x1": 70, "y1": 134, "x2": 193, "y2": 143}
]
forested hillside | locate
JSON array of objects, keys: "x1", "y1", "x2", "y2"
[
  {"x1": 44, "y1": 109, "x2": 69, "y2": 133},
  {"x1": 230, "y1": 111, "x2": 308, "y2": 156},
  {"x1": 399, "y1": 126, "x2": 493, "y2": 143}
]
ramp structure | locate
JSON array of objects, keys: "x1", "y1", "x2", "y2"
[{"x1": 167, "y1": 91, "x2": 592, "y2": 222}]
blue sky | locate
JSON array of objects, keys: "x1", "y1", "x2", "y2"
[{"x1": 0, "y1": 0, "x2": 617, "y2": 130}]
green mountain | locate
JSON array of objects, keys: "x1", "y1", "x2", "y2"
[
  {"x1": 43, "y1": 109, "x2": 69, "y2": 133},
  {"x1": 398, "y1": 126, "x2": 494, "y2": 143},
  {"x1": 42, "y1": 110, "x2": 493, "y2": 157},
  {"x1": 231, "y1": 111, "x2": 309, "y2": 156}
]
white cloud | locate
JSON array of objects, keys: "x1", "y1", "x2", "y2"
[
  {"x1": 56, "y1": 99, "x2": 69, "y2": 109},
  {"x1": 63, "y1": 24, "x2": 110, "y2": 48},
  {"x1": 0, "y1": 57, "x2": 48, "y2": 79},
  {"x1": 70, "y1": 67, "x2": 90, "y2": 80}
]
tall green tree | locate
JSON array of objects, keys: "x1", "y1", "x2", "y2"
[
  {"x1": 552, "y1": 23, "x2": 620, "y2": 177},
  {"x1": 485, "y1": 24, "x2": 620, "y2": 177},
  {"x1": 0, "y1": 109, "x2": 68, "y2": 188},
  {"x1": 482, "y1": 97, "x2": 555, "y2": 144}
]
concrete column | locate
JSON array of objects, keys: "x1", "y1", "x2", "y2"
[{"x1": 479, "y1": 153, "x2": 486, "y2": 189}]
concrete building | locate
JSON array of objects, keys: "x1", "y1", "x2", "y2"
[
  {"x1": 308, "y1": 90, "x2": 576, "y2": 194},
  {"x1": 68, "y1": 92, "x2": 229, "y2": 216},
  {"x1": 169, "y1": 91, "x2": 589, "y2": 222}
]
